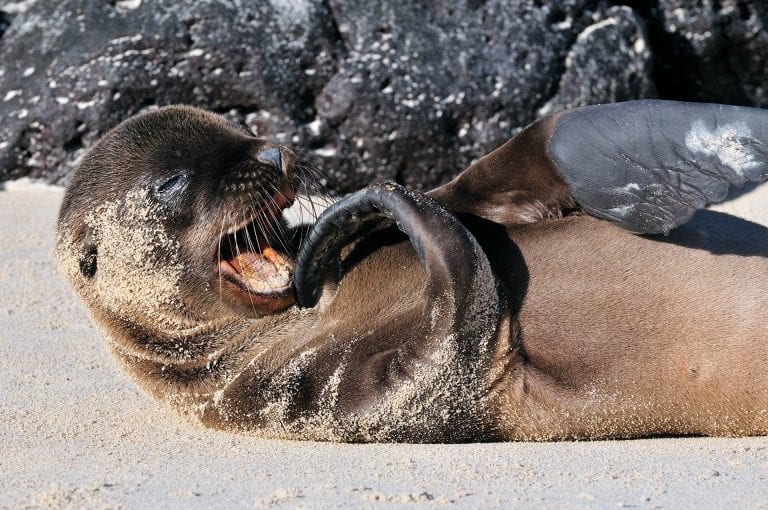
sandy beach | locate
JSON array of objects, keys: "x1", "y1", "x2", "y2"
[{"x1": 1, "y1": 180, "x2": 766, "y2": 509}]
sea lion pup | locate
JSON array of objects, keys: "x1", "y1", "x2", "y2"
[{"x1": 57, "y1": 101, "x2": 768, "y2": 442}]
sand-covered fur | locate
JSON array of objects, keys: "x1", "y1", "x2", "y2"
[{"x1": 57, "y1": 102, "x2": 768, "y2": 442}]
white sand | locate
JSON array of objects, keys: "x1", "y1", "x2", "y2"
[{"x1": 1, "y1": 180, "x2": 767, "y2": 509}]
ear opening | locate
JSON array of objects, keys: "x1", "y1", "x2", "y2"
[{"x1": 78, "y1": 225, "x2": 98, "y2": 278}]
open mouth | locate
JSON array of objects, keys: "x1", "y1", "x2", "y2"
[{"x1": 216, "y1": 194, "x2": 296, "y2": 300}]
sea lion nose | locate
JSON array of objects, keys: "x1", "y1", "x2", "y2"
[{"x1": 256, "y1": 147, "x2": 284, "y2": 174}]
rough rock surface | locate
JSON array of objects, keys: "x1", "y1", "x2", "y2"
[
  {"x1": 0, "y1": 0, "x2": 764, "y2": 192},
  {"x1": 642, "y1": 0, "x2": 768, "y2": 107}
]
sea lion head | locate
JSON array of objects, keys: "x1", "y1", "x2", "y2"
[{"x1": 56, "y1": 105, "x2": 301, "y2": 333}]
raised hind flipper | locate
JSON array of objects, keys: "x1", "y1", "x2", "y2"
[{"x1": 429, "y1": 100, "x2": 768, "y2": 234}]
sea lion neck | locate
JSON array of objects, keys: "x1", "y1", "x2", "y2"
[
  {"x1": 99, "y1": 302, "x2": 321, "y2": 365},
  {"x1": 104, "y1": 306, "x2": 323, "y2": 404}
]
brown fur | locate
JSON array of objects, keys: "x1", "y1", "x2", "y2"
[
  {"x1": 491, "y1": 215, "x2": 768, "y2": 439},
  {"x1": 56, "y1": 105, "x2": 768, "y2": 442},
  {"x1": 429, "y1": 112, "x2": 577, "y2": 224}
]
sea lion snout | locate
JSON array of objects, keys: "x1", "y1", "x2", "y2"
[{"x1": 255, "y1": 147, "x2": 284, "y2": 174}]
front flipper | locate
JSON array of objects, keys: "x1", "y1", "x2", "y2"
[
  {"x1": 430, "y1": 100, "x2": 768, "y2": 234},
  {"x1": 294, "y1": 183, "x2": 500, "y2": 354}
]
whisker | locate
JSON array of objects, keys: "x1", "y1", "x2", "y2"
[
  {"x1": 231, "y1": 211, "x2": 259, "y2": 315},
  {"x1": 252, "y1": 199, "x2": 290, "y2": 293},
  {"x1": 217, "y1": 209, "x2": 227, "y2": 303},
  {"x1": 286, "y1": 154, "x2": 337, "y2": 250},
  {"x1": 254, "y1": 185, "x2": 292, "y2": 257}
]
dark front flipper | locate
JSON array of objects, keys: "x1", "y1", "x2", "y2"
[
  {"x1": 430, "y1": 100, "x2": 768, "y2": 234},
  {"x1": 294, "y1": 183, "x2": 500, "y2": 357}
]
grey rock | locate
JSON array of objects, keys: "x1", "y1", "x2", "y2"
[
  {"x1": 309, "y1": 0, "x2": 657, "y2": 190},
  {"x1": 0, "y1": 0, "x2": 340, "y2": 183},
  {"x1": 538, "y1": 5, "x2": 654, "y2": 116}
]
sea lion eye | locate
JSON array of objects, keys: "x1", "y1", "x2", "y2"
[{"x1": 153, "y1": 172, "x2": 189, "y2": 200}]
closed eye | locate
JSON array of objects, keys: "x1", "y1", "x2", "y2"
[{"x1": 154, "y1": 172, "x2": 189, "y2": 198}]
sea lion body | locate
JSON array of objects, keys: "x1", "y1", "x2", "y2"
[
  {"x1": 80, "y1": 211, "x2": 767, "y2": 442},
  {"x1": 56, "y1": 101, "x2": 768, "y2": 442}
]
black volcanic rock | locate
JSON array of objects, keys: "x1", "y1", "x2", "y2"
[
  {"x1": 0, "y1": 0, "x2": 341, "y2": 183},
  {"x1": 645, "y1": 0, "x2": 768, "y2": 108},
  {"x1": 0, "y1": 1, "x2": 763, "y2": 193},
  {"x1": 538, "y1": 5, "x2": 653, "y2": 116},
  {"x1": 317, "y1": 1, "x2": 653, "y2": 190}
]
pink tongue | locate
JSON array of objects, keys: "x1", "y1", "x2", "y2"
[
  {"x1": 231, "y1": 252, "x2": 278, "y2": 278},
  {"x1": 231, "y1": 251, "x2": 292, "y2": 292}
]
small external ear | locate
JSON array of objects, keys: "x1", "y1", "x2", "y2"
[{"x1": 78, "y1": 225, "x2": 98, "y2": 278}]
